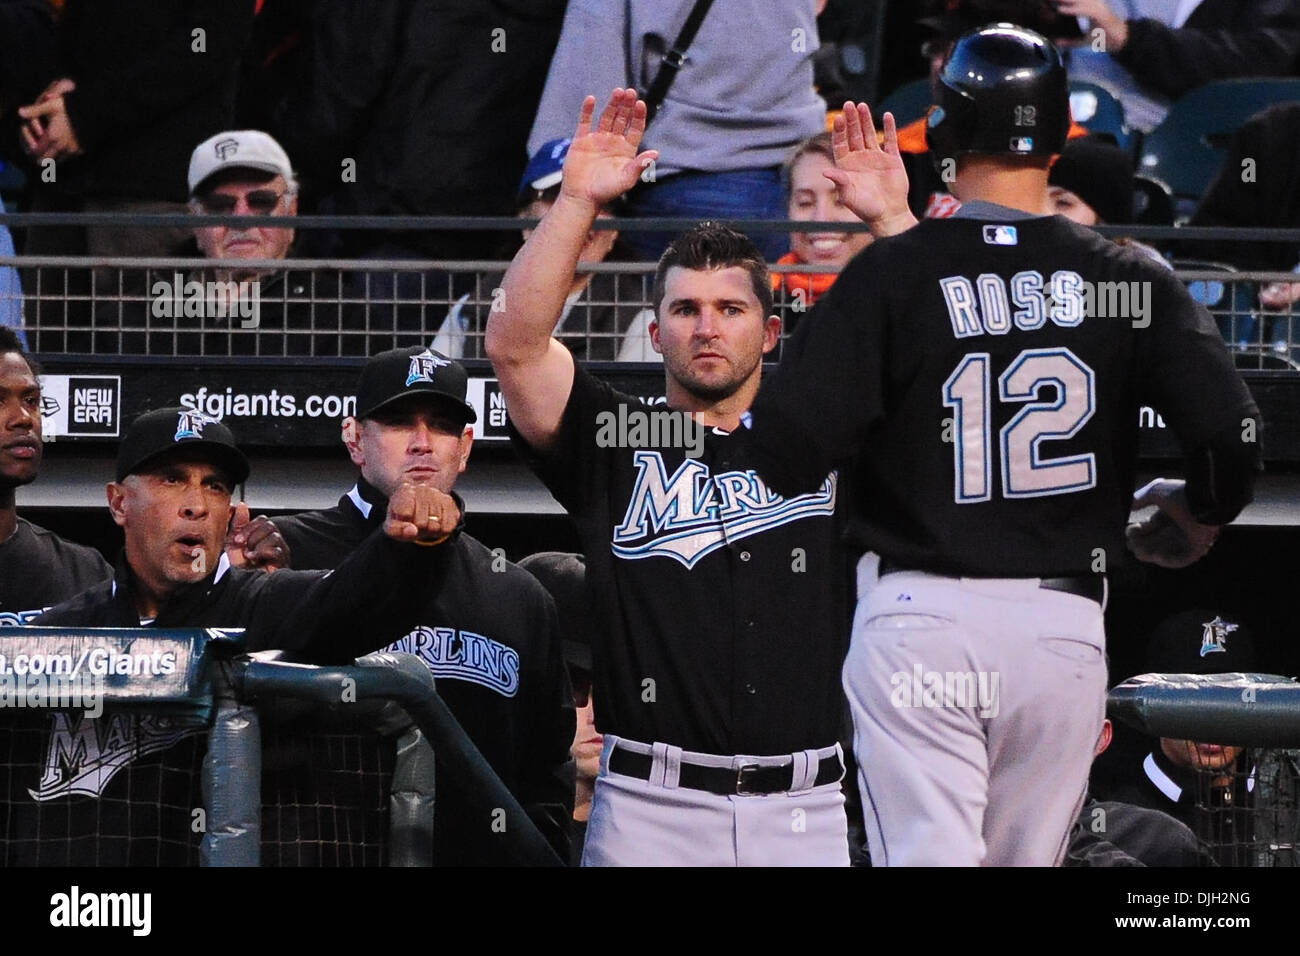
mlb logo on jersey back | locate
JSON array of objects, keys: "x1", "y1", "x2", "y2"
[
  {"x1": 1009, "y1": 136, "x2": 1033, "y2": 152},
  {"x1": 982, "y1": 225, "x2": 1018, "y2": 246}
]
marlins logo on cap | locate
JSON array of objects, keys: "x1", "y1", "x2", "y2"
[
  {"x1": 406, "y1": 348, "x2": 451, "y2": 388},
  {"x1": 175, "y1": 410, "x2": 217, "y2": 441},
  {"x1": 115, "y1": 406, "x2": 250, "y2": 483},
  {"x1": 1200, "y1": 615, "x2": 1239, "y2": 658},
  {"x1": 355, "y1": 346, "x2": 477, "y2": 423}
]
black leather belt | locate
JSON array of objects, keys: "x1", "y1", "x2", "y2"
[
  {"x1": 877, "y1": 558, "x2": 1106, "y2": 605},
  {"x1": 608, "y1": 746, "x2": 844, "y2": 796}
]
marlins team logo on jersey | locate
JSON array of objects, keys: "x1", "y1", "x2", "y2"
[
  {"x1": 31, "y1": 712, "x2": 202, "y2": 800},
  {"x1": 406, "y1": 348, "x2": 451, "y2": 387},
  {"x1": 1200, "y1": 615, "x2": 1239, "y2": 657},
  {"x1": 389, "y1": 626, "x2": 520, "y2": 697},
  {"x1": 174, "y1": 410, "x2": 216, "y2": 441},
  {"x1": 612, "y1": 451, "x2": 836, "y2": 569}
]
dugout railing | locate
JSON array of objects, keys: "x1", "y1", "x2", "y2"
[
  {"x1": 1108, "y1": 673, "x2": 1300, "y2": 867},
  {"x1": 4, "y1": 257, "x2": 1300, "y2": 365},
  {"x1": 3, "y1": 217, "x2": 1300, "y2": 362},
  {"x1": 0, "y1": 627, "x2": 564, "y2": 867}
]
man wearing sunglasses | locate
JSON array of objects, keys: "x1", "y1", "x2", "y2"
[
  {"x1": 187, "y1": 130, "x2": 299, "y2": 281},
  {"x1": 135, "y1": 129, "x2": 358, "y2": 357}
]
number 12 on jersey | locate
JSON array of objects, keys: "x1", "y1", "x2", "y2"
[{"x1": 943, "y1": 347, "x2": 1097, "y2": 502}]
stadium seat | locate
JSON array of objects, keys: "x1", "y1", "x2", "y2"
[
  {"x1": 1069, "y1": 81, "x2": 1132, "y2": 153},
  {"x1": 878, "y1": 78, "x2": 932, "y2": 126},
  {"x1": 1132, "y1": 174, "x2": 1174, "y2": 226},
  {"x1": 1167, "y1": 257, "x2": 1299, "y2": 367},
  {"x1": 1139, "y1": 79, "x2": 1300, "y2": 211}
]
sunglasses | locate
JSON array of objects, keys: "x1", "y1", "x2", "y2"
[{"x1": 195, "y1": 189, "x2": 290, "y2": 215}]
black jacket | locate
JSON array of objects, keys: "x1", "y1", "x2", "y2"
[
  {"x1": 35, "y1": 524, "x2": 455, "y2": 665},
  {"x1": 1184, "y1": 103, "x2": 1300, "y2": 271},
  {"x1": 42, "y1": 0, "x2": 255, "y2": 202},
  {"x1": 0, "y1": 0, "x2": 58, "y2": 169},
  {"x1": 240, "y1": 0, "x2": 565, "y2": 258},
  {"x1": 0, "y1": 516, "x2": 111, "y2": 624},
  {"x1": 1102, "y1": 747, "x2": 1254, "y2": 866},
  {"x1": 1113, "y1": 0, "x2": 1300, "y2": 101},
  {"x1": 14, "y1": 523, "x2": 458, "y2": 865},
  {"x1": 1068, "y1": 796, "x2": 1217, "y2": 867},
  {"x1": 274, "y1": 478, "x2": 576, "y2": 865}
]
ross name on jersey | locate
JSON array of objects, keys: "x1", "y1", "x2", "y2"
[{"x1": 939, "y1": 270, "x2": 1150, "y2": 337}]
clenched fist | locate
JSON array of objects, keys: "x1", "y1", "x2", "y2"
[{"x1": 385, "y1": 482, "x2": 460, "y2": 546}]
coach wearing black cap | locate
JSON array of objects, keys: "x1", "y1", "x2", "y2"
[
  {"x1": 1101, "y1": 607, "x2": 1259, "y2": 865},
  {"x1": 36, "y1": 405, "x2": 462, "y2": 661},
  {"x1": 272, "y1": 347, "x2": 576, "y2": 866}
]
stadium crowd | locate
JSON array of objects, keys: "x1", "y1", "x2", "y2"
[{"x1": 0, "y1": 0, "x2": 1296, "y2": 867}]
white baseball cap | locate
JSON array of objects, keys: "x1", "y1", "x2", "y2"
[{"x1": 188, "y1": 130, "x2": 294, "y2": 197}]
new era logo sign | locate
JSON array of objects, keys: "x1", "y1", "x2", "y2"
[
  {"x1": 483, "y1": 380, "x2": 509, "y2": 437},
  {"x1": 68, "y1": 377, "x2": 120, "y2": 436},
  {"x1": 982, "y1": 225, "x2": 1018, "y2": 246},
  {"x1": 38, "y1": 374, "x2": 122, "y2": 440}
]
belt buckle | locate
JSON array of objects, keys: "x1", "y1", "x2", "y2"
[{"x1": 735, "y1": 763, "x2": 763, "y2": 796}]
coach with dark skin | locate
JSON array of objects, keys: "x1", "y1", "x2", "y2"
[
  {"x1": 36, "y1": 406, "x2": 461, "y2": 659},
  {"x1": 0, "y1": 328, "x2": 111, "y2": 622},
  {"x1": 271, "y1": 348, "x2": 576, "y2": 865}
]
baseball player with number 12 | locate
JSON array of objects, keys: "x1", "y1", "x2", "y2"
[{"x1": 745, "y1": 23, "x2": 1263, "y2": 866}]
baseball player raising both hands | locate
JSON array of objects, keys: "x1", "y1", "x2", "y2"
[
  {"x1": 487, "y1": 89, "x2": 906, "y2": 866},
  {"x1": 745, "y1": 24, "x2": 1262, "y2": 866}
]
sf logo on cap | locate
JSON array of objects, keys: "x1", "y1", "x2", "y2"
[
  {"x1": 175, "y1": 410, "x2": 217, "y2": 441},
  {"x1": 406, "y1": 348, "x2": 450, "y2": 387},
  {"x1": 214, "y1": 138, "x2": 239, "y2": 160},
  {"x1": 1200, "y1": 615, "x2": 1239, "y2": 657}
]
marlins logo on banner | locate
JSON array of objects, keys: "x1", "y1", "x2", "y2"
[
  {"x1": 31, "y1": 712, "x2": 203, "y2": 800},
  {"x1": 1200, "y1": 615, "x2": 1239, "y2": 657},
  {"x1": 612, "y1": 451, "x2": 837, "y2": 569},
  {"x1": 406, "y1": 348, "x2": 451, "y2": 387}
]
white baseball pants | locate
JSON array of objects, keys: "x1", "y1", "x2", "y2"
[{"x1": 845, "y1": 565, "x2": 1107, "y2": 866}]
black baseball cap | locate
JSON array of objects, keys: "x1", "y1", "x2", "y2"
[
  {"x1": 518, "y1": 552, "x2": 591, "y2": 671},
  {"x1": 116, "y1": 407, "x2": 251, "y2": 484},
  {"x1": 355, "y1": 346, "x2": 477, "y2": 424},
  {"x1": 1146, "y1": 608, "x2": 1258, "y2": 675}
]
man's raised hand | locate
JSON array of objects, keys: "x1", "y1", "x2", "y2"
[
  {"x1": 385, "y1": 482, "x2": 460, "y2": 546},
  {"x1": 824, "y1": 102, "x2": 916, "y2": 237},
  {"x1": 560, "y1": 88, "x2": 659, "y2": 210},
  {"x1": 224, "y1": 501, "x2": 290, "y2": 572}
]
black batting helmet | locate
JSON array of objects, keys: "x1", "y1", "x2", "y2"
[{"x1": 925, "y1": 22, "x2": 1069, "y2": 162}]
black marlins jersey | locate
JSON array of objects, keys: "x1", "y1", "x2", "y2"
[
  {"x1": 748, "y1": 206, "x2": 1262, "y2": 577},
  {"x1": 0, "y1": 519, "x2": 112, "y2": 625},
  {"x1": 511, "y1": 365, "x2": 852, "y2": 757},
  {"x1": 275, "y1": 486, "x2": 576, "y2": 865}
]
